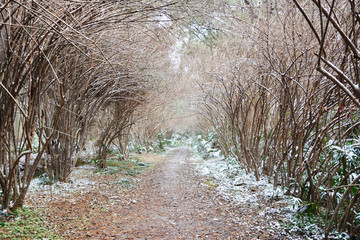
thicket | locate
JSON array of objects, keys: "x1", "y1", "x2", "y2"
[
  {"x1": 1, "y1": 0, "x2": 359, "y2": 238},
  {"x1": 0, "y1": 0, "x2": 179, "y2": 213},
  {"x1": 198, "y1": 0, "x2": 360, "y2": 238}
]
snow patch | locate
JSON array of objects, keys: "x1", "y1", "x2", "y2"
[
  {"x1": 29, "y1": 167, "x2": 97, "y2": 196},
  {"x1": 195, "y1": 157, "x2": 289, "y2": 205},
  {"x1": 194, "y1": 155, "x2": 300, "y2": 237}
]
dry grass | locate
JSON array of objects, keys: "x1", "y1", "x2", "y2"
[{"x1": 132, "y1": 152, "x2": 169, "y2": 164}]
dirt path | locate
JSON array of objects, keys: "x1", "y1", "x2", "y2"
[
  {"x1": 111, "y1": 147, "x2": 243, "y2": 239},
  {"x1": 93, "y1": 148, "x2": 290, "y2": 239},
  {"x1": 27, "y1": 148, "x2": 296, "y2": 239}
]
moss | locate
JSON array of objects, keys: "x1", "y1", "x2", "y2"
[
  {"x1": 95, "y1": 159, "x2": 152, "y2": 176},
  {"x1": 0, "y1": 207, "x2": 60, "y2": 240},
  {"x1": 204, "y1": 179, "x2": 219, "y2": 189}
]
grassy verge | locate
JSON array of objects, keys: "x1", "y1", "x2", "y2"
[
  {"x1": 0, "y1": 207, "x2": 60, "y2": 240},
  {"x1": 95, "y1": 157, "x2": 152, "y2": 176}
]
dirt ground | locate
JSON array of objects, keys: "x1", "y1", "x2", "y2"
[{"x1": 26, "y1": 148, "x2": 299, "y2": 239}]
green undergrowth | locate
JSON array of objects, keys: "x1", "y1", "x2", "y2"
[
  {"x1": 95, "y1": 158, "x2": 152, "y2": 176},
  {"x1": 282, "y1": 199, "x2": 359, "y2": 240},
  {"x1": 0, "y1": 207, "x2": 60, "y2": 240},
  {"x1": 128, "y1": 131, "x2": 185, "y2": 154}
]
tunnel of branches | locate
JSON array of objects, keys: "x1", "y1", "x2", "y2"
[{"x1": 0, "y1": 0, "x2": 359, "y2": 238}]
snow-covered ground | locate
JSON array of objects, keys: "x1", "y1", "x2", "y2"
[
  {"x1": 176, "y1": 133, "x2": 331, "y2": 239},
  {"x1": 29, "y1": 165, "x2": 98, "y2": 197},
  {"x1": 186, "y1": 136, "x2": 350, "y2": 240},
  {"x1": 196, "y1": 157, "x2": 289, "y2": 206},
  {"x1": 193, "y1": 155, "x2": 324, "y2": 239}
]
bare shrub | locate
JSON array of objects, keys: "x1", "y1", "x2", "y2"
[
  {"x1": 0, "y1": 1, "x2": 67, "y2": 211},
  {"x1": 0, "y1": 0, "x2": 182, "y2": 211},
  {"x1": 292, "y1": 0, "x2": 360, "y2": 237},
  {"x1": 198, "y1": 0, "x2": 359, "y2": 237}
]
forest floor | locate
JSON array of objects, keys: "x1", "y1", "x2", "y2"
[{"x1": 23, "y1": 147, "x2": 302, "y2": 239}]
